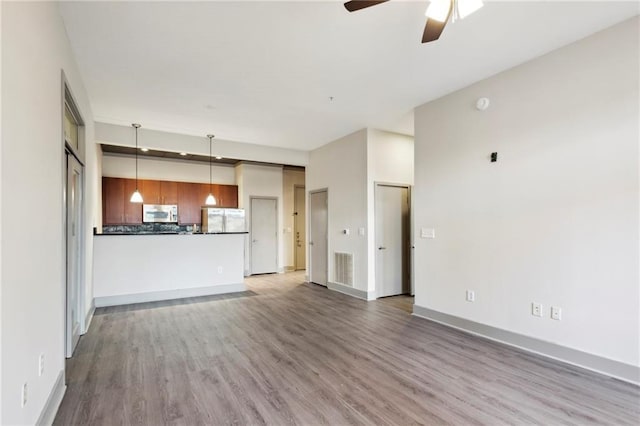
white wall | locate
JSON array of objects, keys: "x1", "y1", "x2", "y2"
[
  {"x1": 96, "y1": 122, "x2": 309, "y2": 167},
  {"x1": 307, "y1": 130, "x2": 369, "y2": 293},
  {"x1": 1, "y1": 2, "x2": 96, "y2": 424},
  {"x1": 413, "y1": 18, "x2": 639, "y2": 373},
  {"x1": 366, "y1": 129, "x2": 414, "y2": 293},
  {"x1": 102, "y1": 153, "x2": 236, "y2": 185},
  {"x1": 283, "y1": 168, "x2": 305, "y2": 270},
  {"x1": 235, "y1": 163, "x2": 284, "y2": 275}
]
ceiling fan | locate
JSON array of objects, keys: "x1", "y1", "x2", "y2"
[{"x1": 344, "y1": 0, "x2": 484, "y2": 43}]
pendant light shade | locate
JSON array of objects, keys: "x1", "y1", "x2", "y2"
[
  {"x1": 205, "y1": 134, "x2": 217, "y2": 206},
  {"x1": 130, "y1": 123, "x2": 143, "y2": 203},
  {"x1": 130, "y1": 189, "x2": 143, "y2": 203}
]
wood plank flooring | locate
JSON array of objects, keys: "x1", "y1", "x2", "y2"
[{"x1": 55, "y1": 272, "x2": 640, "y2": 425}]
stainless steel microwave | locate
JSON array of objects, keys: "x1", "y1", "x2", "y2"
[{"x1": 142, "y1": 204, "x2": 178, "y2": 223}]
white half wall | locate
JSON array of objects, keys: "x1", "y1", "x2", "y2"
[
  {"x1": 93, "y1": 234, "x2": 245, "y2": 305},
  {"x1": 1, "y1": 2, "x2": 95, "y2": 423},
  {"x1": 307, "y1": 129, "x2": 369, "y2": 291},
  {"x1": 102, "y1": 153, "x2": 236, "y2": 185},
  {"x1": 235, "y1": 163, "x2": 284, "y2": 275},
  {"x1": 413, "y1": 17, "x2": 639, "y2": 376},
  {"x1": 96, "y1": 122, "x2": 309, "y2": 167}
]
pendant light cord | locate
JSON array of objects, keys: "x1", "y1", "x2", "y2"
[
  {"x1": 208, "y1": 135, "x2": 213, "y2": 194},
  {"x1": 135, "y1": 127, "x2": 139, "y2": 190}
]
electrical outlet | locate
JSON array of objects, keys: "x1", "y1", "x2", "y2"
[
  {"x1": 551, "y1": 306, "x2": 562, "y2": 320},
  {"x1": 39, "y1": 354, "x2": 45, "y2": 377},
  {"x1": 217, "y1": 266, "x2": 223, "y2": 274},
  {"x1": 21, "y1": 383, "x2": 27, "y2": 408},
  {"x1": 532, "y1": 302, "x2": 543, "y2": 317},
  {"x1": 466, "y1": 290, "x2": 475, "y2": 302}
]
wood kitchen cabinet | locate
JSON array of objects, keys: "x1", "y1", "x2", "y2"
[
  {"x1": 102, "y1": 177, "x2": 141, "y2": 224},
  {"x1": 102, "y1": 177, "x2": 124, "y2": 224},
  {"x1": 219, "y1": 185, "x2": 239, "y2": 208},
  {"x1": 104, "y1": 177, "x2": 239, "y2": 225},
  {"x1": 141, "y1": 179, "x2": 178, "y2": 205},
  {"x1": 177, "y1": 182, "x2": 202, "y2": 225},
  {"x1": 123, "y1": 179, "x2": 142, "y2": 223}
]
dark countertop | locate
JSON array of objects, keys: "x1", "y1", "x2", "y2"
[{"x1": 95, "y1": 232, "x2": 248, "y2": 236}]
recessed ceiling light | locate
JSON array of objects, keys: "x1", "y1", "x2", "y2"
[
  {"x1": 179, "y1": 152, "x2": 187, "y2": 156},
  {"x1": 140, "y1": 147, "x2": 149, "y2": 152},
  {"x1": 215, "y1": 156, "x2": 222, "y2": 160}
]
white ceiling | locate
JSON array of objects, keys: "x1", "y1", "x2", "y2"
[{"x1": 59, "y1": 1, "x2": 638, "y2": 150}]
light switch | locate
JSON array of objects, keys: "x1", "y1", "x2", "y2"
[{"x1": 421, "y1": 228, "x2": 435, "y2": 239}]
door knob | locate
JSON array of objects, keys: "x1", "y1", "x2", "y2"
[
  {"x1": 378, "y1": 246, "x2": 386, "y2": 250},
  {"x1": 309, "y1": 241, "x2": 314, "y2": 246}
]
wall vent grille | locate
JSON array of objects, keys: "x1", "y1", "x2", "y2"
[{"x1": 334, "y1": 252, "x2": 354, "y2": 287}]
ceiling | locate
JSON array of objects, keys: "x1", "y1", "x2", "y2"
[{"x1": 59, "y1": 1, "x2": 638, "y2": 150}]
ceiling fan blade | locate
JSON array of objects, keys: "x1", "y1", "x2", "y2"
[
  {"x1": 421, "y1": 18, "x2": 448, "y2": 43},
  {"x1": 422, "y1": 0, "x2": 452, "y2": 43},
  {"x1": 344, "y1": 0, "x2": 390, "y2": 12}
]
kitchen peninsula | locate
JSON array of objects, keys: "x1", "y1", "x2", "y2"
[
  {"x1": 93, "y1": 233, "x2": 246, "y2": 307},
  {"x1": 94, "y1": 176, "x2": 247, "y2": 307}
]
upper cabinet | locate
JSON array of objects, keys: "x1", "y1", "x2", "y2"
[
  {"x1": 103, "y1": 177, "x2": 238, "y2": 225},
  {"x1": 140, "y1": 180, "x2": 178, "y2": 205},
  {"x1": 102, "y1": 177, "x2": 142, "y2": 224}
]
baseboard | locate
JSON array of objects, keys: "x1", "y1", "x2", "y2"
[
  {"x1": 304, "y1": 274, "x2": 309, "y2": 282},
  {"x1": 412, "y1": 305, "x2": 640, "y2": 385},
  {"x1": 328, "y1": 281, "x2": 375, "y2": 301},
  {"x1": 36, "y1": 369, "x2": 66, "y2": 426},
  {"x1": 94, "y1": 283, "x2": 247, "y2": 307},
  {"x1": 83, "y1": 300, "x2": 96, "y2": 334}
]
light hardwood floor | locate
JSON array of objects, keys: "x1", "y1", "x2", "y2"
[{"x1": 55, "y1": 271, "x2": 640, "y2": 425}]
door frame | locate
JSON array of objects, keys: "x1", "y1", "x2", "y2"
[
  {"x1": 62, "y1": 72, "x2": 87, "y2": 360},
  {"x1": 249, "y1": 196, "x2": 279, "y2": 275},
  {"x1": 374, "y1": 182, "x2": 411, "y2": 299},
  {"x1": 308, "y1": 188, "x2": 328, "y2": 286},
  {"x1": 293, "y1": 184, "x2": 306, "y2": 271}
]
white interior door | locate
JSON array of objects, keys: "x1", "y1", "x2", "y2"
[
  {"x1": 66, "y1": 153, "x2": 83, "y2": 357},
  {"x1": 251, "y1": 197, "x2": 278, "y2": 274},
  {"x1": 375, "y1": 184, "x2": 410, "y2": 298},
  {"x1": 309, "y1": 190, "x2": 328, "y2": 286},
  {"x1": 294, "y1": 186, "x2": 306, "y2": 270}
]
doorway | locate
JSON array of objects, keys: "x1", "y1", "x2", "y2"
[
  {"x1": 375, "y1": 184, "x2": 410, "y2": 298},
  {"x1": 309, "y1": 189, "x2": 328, "y2": 286},
  {"x1": 65, "y1": 152, "x2": 84, "y2": 357},
  {"x1": 250, "y1": 197, "x2": 278, "y2": 274},
  {"x1": 294, "y1": 185, "x2": 306, "y2": 270}
]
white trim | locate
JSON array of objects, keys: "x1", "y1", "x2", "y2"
[
  {"x1": 328, "y1": 281, "x2": 375, "y2": 301},
  {"x1": 36, "y1": 369, "x2": 66, "y2": 426},
  {"x1": 94, "y1": 283, "x2": 247, "y2": 307},
  {"x1": 412, "y1": 304, "x2": 640, "y2": 385},
  {"x1": 83, "y1": 300, "x2": 96, "y2": 333}
]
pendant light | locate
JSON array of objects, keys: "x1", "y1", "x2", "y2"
[
  {"x1": 130, "y1": 123, "x2": 143, "y2": 203},
  {"x1": 205, "y1": 134, "x2": 217, "y2": 206}
]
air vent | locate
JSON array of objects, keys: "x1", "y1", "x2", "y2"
[{"x1": 334, "y1": 252, "x2": 354, "y2": 286}]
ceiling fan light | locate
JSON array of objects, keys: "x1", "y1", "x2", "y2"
[
  {"x1": 205, "y1": 193, "x2": 217, "y2": 206},
  {"x1": 425, "y1": 0, "x2": 451, "y2": 22},
  {"x1": 458, "y1": 0, "x2": 483, "y2": 19},
  {"x1": 130, "y1": 189, "x2": 143, "y2": 203}
]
